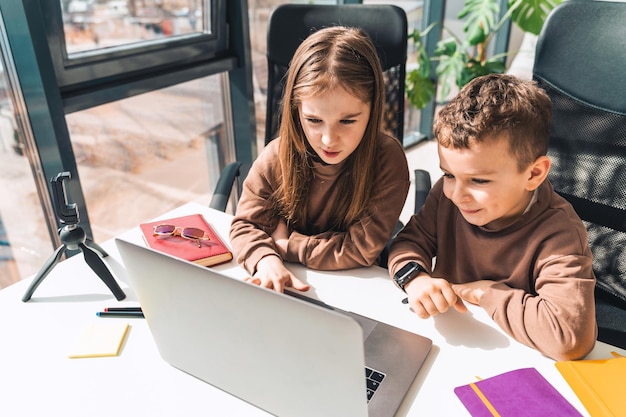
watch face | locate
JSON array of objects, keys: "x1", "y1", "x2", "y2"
[
  {"x1": 397, "y1": 262, "x2": 418, "y2": 277},
  {"x1": 394, "y1": 262, "x2": 422, "y2": 291}
]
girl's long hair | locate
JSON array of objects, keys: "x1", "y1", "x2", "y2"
[{"x1": 274, "y1": 26, "x2": 385, "y2": 231}]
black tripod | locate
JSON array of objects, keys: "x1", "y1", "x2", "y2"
[{"x1": 22, "y1": 172, "x2": 126, "y2": 302}]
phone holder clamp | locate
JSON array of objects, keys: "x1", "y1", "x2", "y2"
[{"x1": 22, "y1": 172, "x2": 126, "y2": 302}]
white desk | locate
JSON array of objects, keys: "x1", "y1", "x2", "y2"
[{"x1": 1, "y1": 202, "x2": 623, "y2": 416}]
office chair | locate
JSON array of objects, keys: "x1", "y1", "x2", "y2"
[
  {"x1": 210, "y1": 4, "x2": 409, "y2": 213},
  {"x1": 532, "y1": 0, "x2": 626, "y2": 349},
  {"x1": 209, "y1": 160, "x2": 243, "y2": 213}
]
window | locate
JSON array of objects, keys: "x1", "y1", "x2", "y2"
[
  {"x1": 0, "y1": 0, "x2": 254, "y2": 288},
  {"x1": 45, "y1": 1, "x2": 228, "y2": 101},
  {"x1": 67, "y1": 74, "x2": 227, "y2": 243},
  {"x1": 63, "y1": 0, "x2": 209, "y2": 54}
]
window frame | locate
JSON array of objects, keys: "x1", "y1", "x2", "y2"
[
  {"x1": 42, "y1": 0, "x2": 228, "y2": 94},
  {"x1": 34, "y1": 0, "x2": 236, "y2": 114}
]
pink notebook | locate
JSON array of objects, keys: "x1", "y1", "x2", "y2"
[{"x1": 454, "y1": 368, "x2": 582, "y2": 416}]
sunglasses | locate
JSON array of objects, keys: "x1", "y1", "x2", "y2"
[{"x1": 153, "y1": 224, "x2": 210, "y2": 248}]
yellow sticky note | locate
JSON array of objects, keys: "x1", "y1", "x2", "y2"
[{"x1": 68, "y1": 322, "x2": 130, "y2": 358}]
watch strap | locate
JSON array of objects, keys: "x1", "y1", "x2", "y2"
[{"x1": 394, "y1": 261, "x2": 427, "y2": 292}]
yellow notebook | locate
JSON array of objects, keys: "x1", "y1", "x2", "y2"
[
  {"x1": 68, "y1": 322, "x2": 130, "y2": 358},
  {"x1": 555, "y1": 353, "x2": 626, "y2": 417}
]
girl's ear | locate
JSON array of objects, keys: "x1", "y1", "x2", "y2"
[{"x1": 526, "y1": 155, "x2": 551, "y2": 191}]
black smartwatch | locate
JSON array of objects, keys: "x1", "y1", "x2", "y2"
[{"x1": 393, "y1": 261, "x2": 427, "y2": 292}]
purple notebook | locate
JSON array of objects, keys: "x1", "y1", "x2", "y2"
[{"x1": 454, "y1": 368, "x2": 582, "y2": 417}]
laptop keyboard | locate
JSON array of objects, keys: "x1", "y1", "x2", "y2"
[{"x1": 365, "y1": 366, "x2": 386, "y2": 403}]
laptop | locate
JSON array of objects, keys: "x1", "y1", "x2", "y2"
[{"x1": 115, "y1": 238, "x2": 432, "y2": 417}]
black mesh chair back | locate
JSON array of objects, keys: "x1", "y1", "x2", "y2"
[
  {"x1": 264, "y1": 4, "x2": 408, "y2": 145},
  {"x1": 532, "y1": 0, "x2": 626, "y2": 348}
]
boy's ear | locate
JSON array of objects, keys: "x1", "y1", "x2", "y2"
[{"x1": 526, "y1": 155, "x2": 551, "y2": 191}]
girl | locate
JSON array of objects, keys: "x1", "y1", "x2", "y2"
[{"x1": 229, "y1": 26, "x2": 410, "y2": 292}]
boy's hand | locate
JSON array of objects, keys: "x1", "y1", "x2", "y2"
[
  {"x1": 452, "y1": 280, "x2": 495, "y2": 305},
  {"x1": 246, "y1": 255, "x2": 310, "y2": 293},
  {"x1": 405, "y1": 276, "x2": 467, "y2": 319}
]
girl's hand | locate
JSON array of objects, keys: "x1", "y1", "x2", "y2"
[{"x1": 246, "y1": 255, "x2": 310, "y2": 293}]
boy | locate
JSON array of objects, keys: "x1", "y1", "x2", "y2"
[{"x1": 388, "y1": 74, "x2": 597, "y2": 360}]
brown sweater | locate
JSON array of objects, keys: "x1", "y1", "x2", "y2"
[
  {"x1": 230, "y1": 134, "x2": 409, "y2": 274},
  {"x1": 389, "y1": 178, "x2": 597, "y2": 360}
]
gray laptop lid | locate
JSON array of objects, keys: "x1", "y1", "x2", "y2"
[{"x1": 116, "y1": 238, "x2": 431, "y2": 417}]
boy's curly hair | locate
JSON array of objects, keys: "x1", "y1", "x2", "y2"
[{"x1": 434, "y1": 74, "x2": 552, "y2": 171}]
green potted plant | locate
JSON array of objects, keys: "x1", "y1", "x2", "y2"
[{"x1": 406, "y1": 0, "x2": 563, "y2": 109}]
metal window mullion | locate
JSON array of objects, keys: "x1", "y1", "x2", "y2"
[{"x1": 1, "y1": 0, "x2": 93, "y2": 245}]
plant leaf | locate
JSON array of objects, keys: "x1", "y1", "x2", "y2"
[
  {"x1": 406, "y1": 69, "x2": 436, "y2": 109},
  {"x1": 458, "y1": 0, "x2": 500, "y2": 45},
  {"x1": 435, "y1": 38, "x2": 458, "y2": 57},
  {"x1": 510, "y1": 0, "x2": 563, "y2": 35},
  {"x1": 436, "y1": 50, "x2": 467, "y2": 100},
  {"x1": 458, "y1": 57, "x2": 506, "y2": 86},
  {"x1": 417, "y1": 47, "x2": 432, "y2": 79}
]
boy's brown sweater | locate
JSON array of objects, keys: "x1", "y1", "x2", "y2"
[{"x1": 389, "y1": 178, "x2": 597, "y2": 360}]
